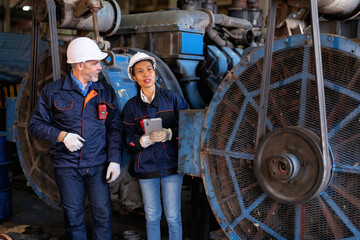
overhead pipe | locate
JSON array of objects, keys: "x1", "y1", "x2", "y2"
[
  {"x1": 33, "y1": 0, "x2": 121, "y2": 36},
  {"x1": 204, "y1": 9, "x2": 252, "y2": 48},
  {"x1": 221, "y1": 27, "x2": 254, "y2": 46},
  {"x1": 214, "y1": 13, "x2": 253, "y2": 29},
  {"x1": 287, "y1": 0, "x2": 360, "y2": 20},
  {"x1": 207, "y1": 28, "x2": 235, "y2": 48}
]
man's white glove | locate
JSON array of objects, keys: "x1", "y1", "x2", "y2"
[
  {"x1": 106, "y1": 162, "x2": 120, "y2": 183},
  {"x1": 149, "y1": 128, "x2": 172, "y2": 143},
  {"x1": 63, "y1": 133, "x2": 85, "y2": 152}
]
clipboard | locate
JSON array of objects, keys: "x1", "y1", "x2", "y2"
[{"x1": 143, "y1": 118, "x2": 162, "y2": 135}]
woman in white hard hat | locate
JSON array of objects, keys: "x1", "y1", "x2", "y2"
[
  {"x1": 29, "y1": 37, "x2": 123, "y2": 240},
  {"x1": 122, "y1": 52, "x2": 190, "y2": 240}
]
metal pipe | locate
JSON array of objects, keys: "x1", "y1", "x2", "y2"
[
  {"x1": 206, "y1": 27, "x2": 234, "y2": 48},
  {"x1": 221, "y1": 27, "x2": 254, "y2": 45},
  {"x1": 287, "y1": 0, "x2": 360, "y2": 17},
  {"x1": 180, "y1": 81, "x2": 206, "y2": 109},
  {"x1": 214, "y1": 14, "x2": 252, "y2": 29},
  {"x1": 117, "y1": 10, "x2": 210, "y2": 34},
  {"x1": 58, "y1": 0, "x2": 120, "y2": 35},
  {"x1": 318, "y1": 0, "x2": 360, "y2": 15}
]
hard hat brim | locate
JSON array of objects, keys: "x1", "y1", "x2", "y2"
[{"x1": 67, "y1": 51, "x2": 108, "y2": 64}]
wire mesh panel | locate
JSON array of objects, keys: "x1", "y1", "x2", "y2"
[{"x1": 200, "y1": 34, "x2": 360, "y2": 239}]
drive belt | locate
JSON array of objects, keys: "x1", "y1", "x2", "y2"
[
  {"x1": 46, "y1": 0, "x2": 61, "y2": 81},
  {"x1": 30, "y1": 0, "x2": 60, "y2": 111}
]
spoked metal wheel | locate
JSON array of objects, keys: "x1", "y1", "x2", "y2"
[{"x1": 200, "y1": 34, "x2": 360, "y2": 239}]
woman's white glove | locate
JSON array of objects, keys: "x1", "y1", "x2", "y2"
[
  {"x1": 149, "y1": 128, "x2": 172, "y2": 142},
  {"x1": 106, "y1": 162, "x2": 120, "y2": 183},
  {"x1": 140, "y1": 135, "x2": 154, "y2": 148},
  {"x1": 63, "y1": 133, "x2": 85, "y2": 152}
]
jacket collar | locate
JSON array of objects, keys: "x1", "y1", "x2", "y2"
[
  {"x1": 137, "y1": 85, "x2": 160, "y2": 110},
  {"x1": 62, "y1": 72, "x2": 105, "y2": 92}
]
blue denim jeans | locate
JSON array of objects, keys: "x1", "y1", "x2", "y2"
[
  {"x1": 54, "y1": 165, "x2": 112, "y2": 240},
  {"x1": 139, "y1": 174, "x2": 183, "y2": 240}
]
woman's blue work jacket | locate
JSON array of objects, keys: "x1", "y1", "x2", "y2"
[
  {"x1": 29, "y1": 73, "x2": 123, "y2": 168},
  {"x1": 122, "y1": 86, "x2": 190, "y2": 179}
]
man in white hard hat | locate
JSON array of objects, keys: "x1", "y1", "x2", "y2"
[{"x1": 29, "y1": 37, "x2": 122, "y2": 240}]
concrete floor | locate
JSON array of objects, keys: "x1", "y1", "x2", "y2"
[
  {"x1": 0, "y1": 184, "x2": 148, "y2": 240},
  {"x1": 0, "y1": 138, "x2": 226, "y2": 240},
  {"x1": 0, "y1": 142, "x2": 224, "y2": 240},
  {"x1": 0, "y1": 174, "x2": 224, "y2": 240}
]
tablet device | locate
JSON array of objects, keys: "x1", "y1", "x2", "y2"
[{"x1": 143, "y1": 118, "x2": 162, "y2": 135}]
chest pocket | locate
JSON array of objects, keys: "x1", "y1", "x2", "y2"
[{"x1": 53, "y1": 99, "x2": 75, "y2": 125}]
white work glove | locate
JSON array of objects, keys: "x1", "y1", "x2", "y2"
[
  {"x1": 149, "y1": 128, "x2": 172, "y2": 143},
  {"x1": 63, "y1": 133, "x2": 85, "y2": 152},
  {"x1": 140, "y1": 135, "x2": 154, "y2": 148},
  {"x1": 106, "y1": 162, "x2": 120, "y2": 183}
]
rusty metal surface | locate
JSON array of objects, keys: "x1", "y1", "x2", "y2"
[
  {"x1": 255, "y1": 126, "x2": 331, "y2": 204},
  {"x1": 58, "y1": 0, "x2": 120, "y2": 35},
  {"x1": 15, "y1": 46, "x2": 70, "y2": 208},
  {"x1": 117, "y1": 10, "x2": 209, "y2": 34},
  {"x1": 178, "y1": 109, "x2": 206, "y2": 177},
  {"x1": 200, "y1": 34, "x2": 360, "y2": 239},
  {"x1": 286, "y1": 0, "x2": 360, "y2": 20},
  {"x1": 33, "y1": 0, "x2": 120, "y2": 35}
]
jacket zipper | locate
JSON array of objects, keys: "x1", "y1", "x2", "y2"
[{"x1": 80, "y1": 90, "x2": 98, "y2": 163}]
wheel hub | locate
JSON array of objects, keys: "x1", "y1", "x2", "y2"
[
  {"x1": 270, "y1": 153, "x2": 301, "y2": 181},
  {"x1": 255, "y1": 126, "x2": 332, "y2": 204}
]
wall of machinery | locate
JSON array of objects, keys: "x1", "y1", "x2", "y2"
[{"x1": 4, "y1": 0, "x2": 360, "y2": 239}]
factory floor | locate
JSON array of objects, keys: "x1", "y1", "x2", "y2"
[
  {"x1": 0, "y1": 175, "x2": 148, "y2": 240},
  {"x1": 0, "y1": 173, "x2": 224, "y2": 240}
]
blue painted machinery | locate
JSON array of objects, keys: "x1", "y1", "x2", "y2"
[
  {"x1": 5, "y1": 0, "x2": 360, "y2": 238},
  {"x1": 8, "y1": 0, "x2": 261, "y2": 210},
  {"x1": 179, "y1": 33, "x2": 360, "y2": 239}
]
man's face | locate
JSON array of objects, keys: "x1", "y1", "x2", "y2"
[
  {"x1": 132, "y1": 60, "x2": 155, "y2": 90},
  {"x1": 82, "y1": 60, "x2": 102, "y2": 83}
]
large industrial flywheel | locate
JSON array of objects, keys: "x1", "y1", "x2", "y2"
[{"x1": 200, "y1": 34, "x2": 360, "y2": 239}]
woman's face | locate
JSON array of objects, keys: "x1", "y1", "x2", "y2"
[{"x1": 133, "y1": 60, "x2": 155, "y2": 90}]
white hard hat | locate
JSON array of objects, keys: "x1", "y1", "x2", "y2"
[
  {"x1": 127, "y1": 52, "x2": 156, "y2": 81},
  {"x1": 67, "y1": 37, "x2": 108, "y2": 64}
]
